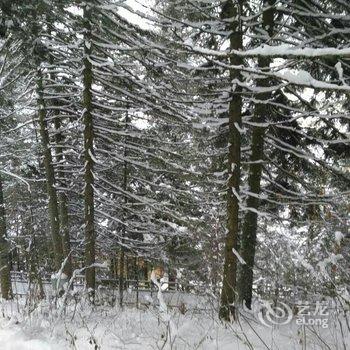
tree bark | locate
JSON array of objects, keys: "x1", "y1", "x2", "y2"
[
  {"x1": 37, "y1": 68, "x2": 63, "y2": 271},
  {"x1": 0, "y1": 176, "x2": 13, "y2": 300},
  {"x1": 26, "y1": 216, "x2": 45, "y2": 301},
  {"x1": 82, "y1": 2, "x2": 96, "y2": 296},
  {"x1": 238, "y1": 0, "x2": 275, "y2": 310},
  {"x1": 219, "y1": 0, "x2": 244, "y2": 321}
]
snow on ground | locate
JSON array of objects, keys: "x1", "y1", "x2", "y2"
[
  {"x1": 0, "y1": 292, "x2": 349, "y2": 349},
  {"x1": 0, "y1": 323, "x2": 62, "y2": 350}
]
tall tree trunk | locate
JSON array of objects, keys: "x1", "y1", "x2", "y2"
[
  {"x1": 219, "y1": 0, "x2": 244, "y2": 321},
  {"x1": 82, "y1": 2, "x2": 96, "y2": 296},
  {"x1": 0, "y1": 176, "x2": 12, "y2": 300},
  {"x1": 119, "y1": 249, "x2": 125, "y2": 307},
  {"x1": 37, "y1": 68, "x2": 63, "y2": 271},
  {"x1": 238, "y1": 0, "x2": 275, "y2": 310},
  {"x1": 119, "y1": 111, "x2": 130, "y2": 307},
  {"x1": 47, "y1": 14, "x2": 72, "y2": 279},
  {"x1": 54, "y1": 115, "x2": 72, "y2": 279}
]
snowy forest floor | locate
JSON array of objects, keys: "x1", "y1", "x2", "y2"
[{"x1": 1, "y1": 291, "x2": 349, "y2": 350}]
